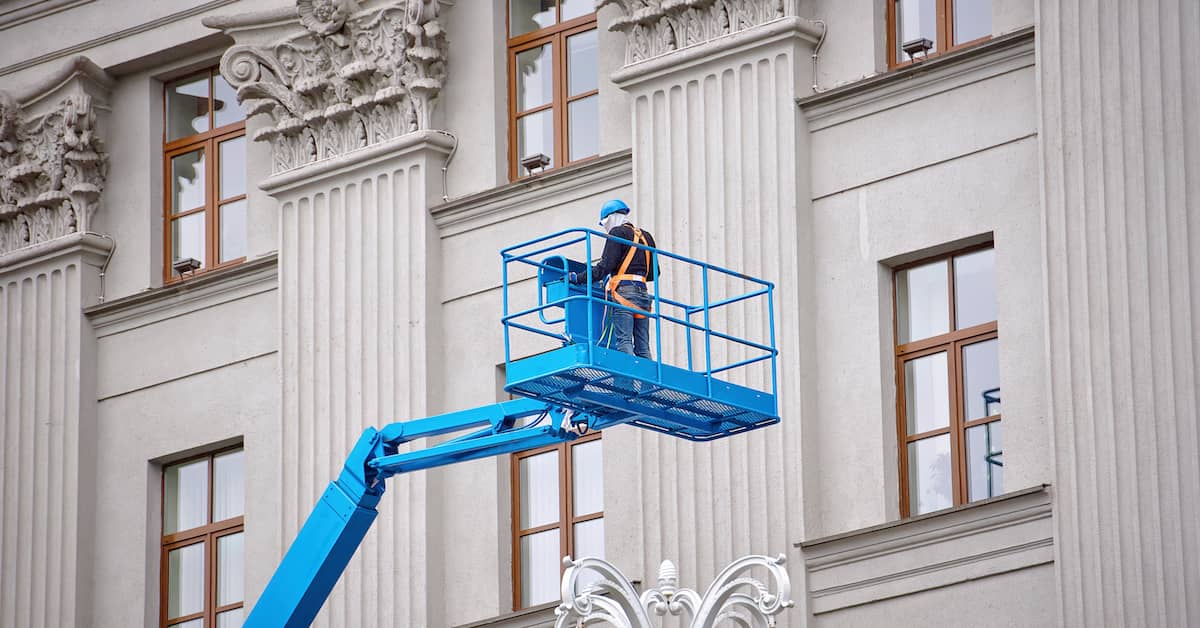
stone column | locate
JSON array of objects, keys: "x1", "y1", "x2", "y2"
[
  {"x1": 1038, "y1": 0, "x2": 1200, "y2": 625},
  {"x1": 0, "y1": 57, "x2": 113, "y2": 628},
  {"x1": 599, "y1": 0, "x2": 821, "y2": 607},
  {"x1": 207, "y1": 2, "x2": 451, "y2": 625}
]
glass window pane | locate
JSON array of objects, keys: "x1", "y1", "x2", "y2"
[
  {"x1": 219, "y1": 137, "x2": 246, "y2": 200},
  {"x1": 963, "y1": 338, "x2": 1000, "y2": 420},
  {"x1": 213, "y1": 449, "x2": 244, "y2": 521},
  {"x1": 567, "y1": 30, "x2": 598, "y2": 96},
  {"x1": 219, "y1": 200, "x2": 247, "y2": 264},
  {"x1": 170, "y1": 620, "x2": 203, "y2": 628},
  {"x1": 907, "y1": 434, "x2": 952, "y2": 515},
  {"x1": 967, "y1": 422, "x2": 1003, "y2": 501},
  {"x1": 519, "y1": 529, "x2": 560, "y2": 607},
  {"x1": 172, "y1": 213, "x2": 207, "y2": 268},
  {"x1": 897, "y1": 0, "x2": 939, "y2": 59},
  {"x1": 164, "y1": 459, "x2": 208, "y2": 534},
  {"x1": 213, "y1": 74, "x2": 245, "y2": 129},
  {"x1": 516, "y1": 44, "x2": 554, "y2": 111},
  {"x1": 954, "y1": 0, "x2": 991, "y2": 43},
  {"x1": 567, "y1": 95, "x2": 599, "y2": 162},
  {"x1": 166, "y1": 75, "x2": 209, "y2": 141},
  {"x1": 896, "y1": 260, "x2": 949, "y2": 343},
  {"x1": 510, "y1": 0, "x2": 556, "y2": 37},
  {"x1": 571, "y1": 439, "x2": 602, "y2": 516},
  {"x1": 217, "y1": 608, "x2": 244, "y2": 628},
  {"x1": 573, "y1": 518, "x2": 604, "y2": 590},
  {"x1": 954, "y1": 248, "x2": 996, "y2": 329},
  {"x1": 517, "y1": 109, "x2": 555, "y2": 172},
  {"x1": 519, "y1": 450, "x2": 559, "y2": 529},
  {"x1": 561, "y1": 0, "x2": 592, "y2": 21},
  {"x1": 904, "y1": 352, "x2": 950, "y2": 434},
  {"x1": 171, "y1": 149, "x2": 206, "y2": 213},
  {"x1": 217, "y1": 532, "x2": 244, "y2": 607},
  {"x1": 167, "y1": 542, "x2": 205, "y2": 619}
]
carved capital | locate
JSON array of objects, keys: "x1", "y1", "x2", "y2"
[
  {"x1": 206, "y1": 0, "x2": 448, "y2": 174},
  {"x1": 597, "y1": 0, "x2": 800, "y2": 65},
  {"x1": 0, "y1": 56, "x2": 112, "y2": 257}
]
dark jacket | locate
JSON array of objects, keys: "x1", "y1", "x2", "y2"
[{"x1": 586, "y1": 223, "x2": 658, "y2": 284}]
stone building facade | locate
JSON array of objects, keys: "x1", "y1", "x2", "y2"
[{"x1": 0, "y1": 0, "x2": 1196, "y2": 626}]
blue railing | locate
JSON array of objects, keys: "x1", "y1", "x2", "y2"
[{"x1": 500, "y1": 228, "x2": 778, "y2": 402}]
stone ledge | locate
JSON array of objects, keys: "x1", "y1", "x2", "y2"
[
  {"x1": 799, "y1": 485, "x2": 1052, "y2": 614},
  {"x1": 85, "y1": 252, "x2": 277, "y2": 336},
  {"x1": 453, "y1": 603, "x2": 557, "y2": 628},
  {"x1": 798, "y1": 26, "x2": 1035, "y2": 132}
]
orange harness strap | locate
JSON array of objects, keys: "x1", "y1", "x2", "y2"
[{"x1": 605, "y1": 226, "x2": 652, "y2": 319}]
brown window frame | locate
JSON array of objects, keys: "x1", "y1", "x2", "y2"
[
  {"x1": 893, "y1": 244, "x2": 1000, "y2": 518},
  {"x1": 158, "y1": 446, "x2": 245, "y2": 628},
  {"x1": 886, "y1": 0, "x2": 993, "y2": 69},
  {"x1": 506, "y1": 5, "x2": 598, "y2": 181},
  {"x1": 162, "y1": 67, "x2": 247, "y2": 284},
  {"x1": 510, "y1": 431, "x2": 602, "y2": 610}
]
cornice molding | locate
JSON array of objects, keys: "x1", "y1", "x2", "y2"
[
  {"x1": 431, "y1": 150, "x2": 632, "y2": 237},
  {"x1": 800, "y1": 485, "x2": 1053, "y2": 614},
  {"x1": 0, "y1": 230, "x2": 111, "y2": 276},
  {"x1": 798, "y1": 27, "x2": 1036, "y2": 131},
  {"x1": 206, "y1": 0, "x2": 450, "y2": 174},
  {"x1": 258, "y1": 129, "x2": 453, "y2": 195},
  {"x1": 0, "y1": 0, "x2": 96, "y2": 32}
]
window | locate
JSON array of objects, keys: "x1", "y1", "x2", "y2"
[
  {"x1": 507, "y1": 0, "x2": 599, "y2": 180},
  {"x1": 160, "y1": 447, "x2": 245, "y2": 628},
  {"x1": 887, "y1": 0, "x2": 992, "y2": 67},
  {"x1": 163, "y1": 68, "x2": 247, "y2": 282},
  {"x1": 894, "y1": 246, "x2": 1001, "y2": 517},
  {"x1": 511, "y1": 432, "x2": 603, "y2": 609}
]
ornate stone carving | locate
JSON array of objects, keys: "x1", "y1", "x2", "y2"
[
  {"x1": 556, "y1": 554, "x2": 794, "y2": 627},
  {"x1": 596, "y1": 0, "x2": 800, "y2": 65},
  {"x1": 211, "y1": 0, "x2": 448, "y2": 173},
  {"x1": 0, "y1": 81, "x2": 108, "y2": 256}
]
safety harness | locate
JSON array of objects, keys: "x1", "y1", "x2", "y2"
[{"x1": 605, "y1": 225, "x2": 652, "y2": 319}]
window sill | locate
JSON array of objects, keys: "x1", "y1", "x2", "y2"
[
  {"x1": 452, "y1": 601, "x2": 558, "y2": 628},
  {"x1": 797, "y1": 485, "x2": 1052, "y2": 615}
]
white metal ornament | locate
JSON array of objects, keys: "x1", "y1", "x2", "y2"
[{"x1": 555, "y1": 554, "x2": 793, "y2": 628}]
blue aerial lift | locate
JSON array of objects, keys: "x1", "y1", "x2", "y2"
[{"x1": 245, "y1": 228, "x2": 780, "y2": 627}]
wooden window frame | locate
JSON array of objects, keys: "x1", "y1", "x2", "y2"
[
  {"x1": 886, "y1": 0, "x2": 993, "y2": 69},
  {"x1": 162, "y1": 67, "x2": 247, "y2": 284},
  {"x1": 158, "y1": 445, "x2": 245, "y2": 628},
  {"x1": 893, "y1": 244, "x2": 1000, "y2": 518},
  {"x1": 506, "y1": 4, "x2": 598, "y2": 182},
  {"x1": 510, "y1": 431, "x2": 602, "y2": 611}
]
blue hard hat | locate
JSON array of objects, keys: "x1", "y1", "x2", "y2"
[{"x1": 599, "y1": 199, "x2": 631, "y2": 221}]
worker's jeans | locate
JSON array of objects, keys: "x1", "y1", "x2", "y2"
[{"x1": 610, "y1": 282, "x2": 651, "y2": 358}]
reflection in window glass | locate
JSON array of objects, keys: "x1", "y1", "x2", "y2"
[
  {"x1": 954, "y1": 248, "x2": 996, "y2": 329},
  {"x1": 172, "y1": 150, "x2": 206, "y2": 213},
  {"x1": 904, "y1": 352, "x2": 950, "y2": 434},
  {"x1": 520, "y1": 529, "x2": 560, "y2": 607},
  {"x1": 573, "y1": 518, "x2": 604, "y2": 589},
  {"x1": 967, "y1": 422, "x2": 1003, "y2": 501},
  {"x1": 165, "y1": 459, "x2": 208, "y2": 534},
  {"x1": 954, "y1": 0, "x2": 991, "y2": 44},
  {"x1": 167, "y1": 542, "x2": 205, "y2": 619},
  {"x1": 510, "y1": 0, "x2": 556, "y2": 37},
  {"x1": 217, "y1": 532, "x2": 244, "y2": 607},
  {"x1": 908, "y1": 434, "x2": 952, "y2": 515},
  {"x1": 516, "y1": 44, "x2": 554, "y2": 111},
  {"x1": 896, "y1": 260, "x2": 949, "y2": 343},
  {"x1": 219, "y1": 137, "x2": 247, "y2": 200},
  {"x1": 896, "y1": 0, "x2": 938, "y2": 58},
  {"x1": 172, "y1": 213, "x2": 207, "y2": 267},
  {"x1": 962, "y1": 338, "x2": 1000, "y2": 420},
  {"x1": 561, "y1": 0, "x2": 592, "y2": 22},
  {"x1": 219, "y1": 200, "x2": 248, "y2": 264},
  {"x1": 517, "y1": 109, "x2": 555, "y2": 169},
  {"x1": 217, "y1": 608, "x2": 245, "y2": 628},
  {"x1": 213, "y1": 449, "x2": 245, "y2": 521},
  {"x1": 571, "y1": 440, "x2": 602, "y2": 516},
  {"x1": 519, "y1": 450, "x2": 559, "y2": 529},
  {"x1": 174, "y1": 619, "x2": 203, "y2": 628},
  {"x1": 567, "y1": 30, "x2": 598, "y2": 96},
  {"x1": 213, "y1": 74, "x2": 245, "y2": 129},
  {"x1": 166, "y1": 75, "x2": 209, "y2": 142},
  {"x1": 567, "y1": 95, "x2": 599, "y2": 162}
]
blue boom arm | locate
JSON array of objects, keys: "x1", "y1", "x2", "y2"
[{"x1": 246, "y1": 398, "x2": 591, "y2": 628}]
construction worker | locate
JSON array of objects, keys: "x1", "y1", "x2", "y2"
[{"x1": 570, "y1": 199, "x2": 658, "y2": 358}]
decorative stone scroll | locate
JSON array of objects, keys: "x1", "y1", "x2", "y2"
[
  {"x1": 210, "y1": 0, "x2": 448, "y2": 173},
  {"x1": 596, "y1": 0, "x2": 800, "y2": 65},
  {"x1": 556, "y1": 554, "x2": 794, "y2": 627},
  {"x1": 0, "y1": 58, "x2": 111, "y2": 256}
]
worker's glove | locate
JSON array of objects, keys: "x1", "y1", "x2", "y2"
[{"x1": 568, "y1": 271, "x2": 582, "y2": 284}]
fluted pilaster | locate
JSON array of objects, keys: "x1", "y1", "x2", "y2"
[{"x1": 1038, "y1": 0, "x2": 1200, "y2": 625}]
